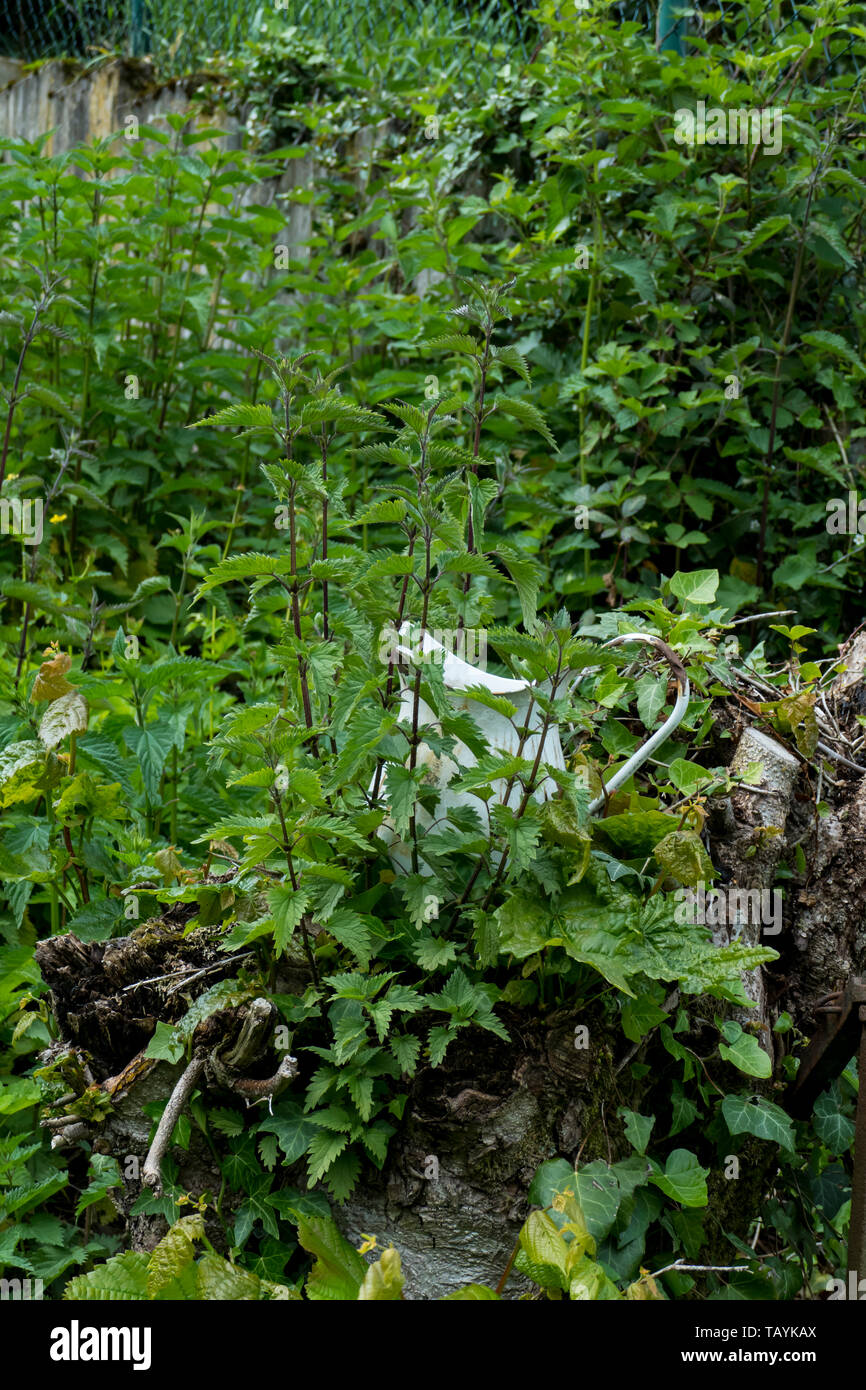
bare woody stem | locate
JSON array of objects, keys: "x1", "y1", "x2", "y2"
[{"x1": 142, "y1": 1053, "x2": 207, "y2": 1192}]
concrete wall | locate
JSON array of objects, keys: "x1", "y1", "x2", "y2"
[
  {"x1": 0, "y1": 56, "x2": 240, "y2": 153},
  {"x1": 0, "y1": 57, "x2": 428, "y2": 303}
]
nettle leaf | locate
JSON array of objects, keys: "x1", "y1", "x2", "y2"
[
  {"x1": 383, "y1": 762, "x2": 424, "y2": 837},
  {"x1": 122, "y1": 720, "x2": 176, "y2": 801},
  {"x1": 398, "y1": 873, "x2": 446, "y2": 932},
  {"x1": 323, "y1": 908, "x2": 373, "y2": 969},
  {"x1": 491, "y1": 344, "x2": 531, "y2": 381},
  {"x1": 38, "y1": 691, "x2": 88, "y2": 750},
  {"x1": 421, "y1": 333, "x2": 481, "y2": 356},
  {"x1": 490, "y1": 394, "x2": 557, "y2": 448},
  {"x1": 196, "y1": 551, "x2": 293, "y2": 594},
  {"x1": 428, "y1": 1023, "x2": 459, "y2": 1066},
  {"x1": 75, "y1": 1154, "x2": 122, "y2": 1217},
  {"x1": 801, "y1": 330, "x2": 865, "y2": 376},
  {"x1": 607, "y1": 255, "x2": 657, "y2": 305},
  {"x1": 390, "y1": 1033, "x2": 421, "y2": 1075},
  {"x1": 720, "y1": 1095, "x2": 795, "y2": 1154},
  {"x1": 267, "y1": 884, "x2": 312, "y2": 955},
  {"x1": 189, "y1": 402, "x2": 276, "y2": 432}
]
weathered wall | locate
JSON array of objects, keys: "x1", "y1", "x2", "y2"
[{"x1": 0, "y1": 57, "x2": 239, "y2": 152}]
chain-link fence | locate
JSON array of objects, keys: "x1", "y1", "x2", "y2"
[
  {"x1": 0, "y1": 0, "x2": 534, "y2": 70},
  {"x1": 1, "y1": 0, "x2": 864, "y2": 93}
]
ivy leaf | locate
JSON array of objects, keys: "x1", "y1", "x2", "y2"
[
  {"x1": 813, "y1": 1089, "x2": 855, "y2": 1155},
  {"x1": 144, "y1": 1022, "x2": 185, "y2": 1064},
  {"x1": 720, "y1": 1095, "x2": 795, "y2": 1154},
  {"x1": 718, "y1": 1022, "x2": 772, "y2": 1079},
  {"x1": 619, "y1": 1108, "x2": 655, "y2": 1155},
  {"x1": 648, "y1": 1149, "x2": 709, "y2": 1208},
  {"x1": 668, "y1": 569, "x2": 719, "y2": 606},
  {"x1": 573, "y1": 1162, "x2": 621, "y2": 1238},
  {"x1": 636, "y1": 672, "x2": 668, "y2": 729},
  {"x1": 258, "y1": 1100, "x2": 319, "y2": 1165}
]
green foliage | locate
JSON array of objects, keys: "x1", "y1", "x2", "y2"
[{"x1": 0, "y1": 3, "x2": 862, "y2": 1301}]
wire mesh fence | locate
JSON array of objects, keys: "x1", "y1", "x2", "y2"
[
  {"x1": 0, "y1": 0, "x2": 534, "y2": 70},
  {"x1": 1, "y1": 0, "x2": 864, "y2": 97}
]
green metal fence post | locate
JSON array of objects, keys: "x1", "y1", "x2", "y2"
[
  {"x1": 130, "y1": 0, "x2": 151, "y2": 58},
  {"x1": 657, "y1": 0, "x2": 685, "y2": 55}
]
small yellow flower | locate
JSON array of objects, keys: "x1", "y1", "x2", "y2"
[
  {"x1": 49, "y1": 513, "x2": 67, "y2": 524},
  {"x1": 357, "y1": 1233, "x2": 377, "y2": 1255}
]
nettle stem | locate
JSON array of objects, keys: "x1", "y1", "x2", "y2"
[
  {"x1": 157, "y1": 168, "x2": 219, "y2": 435},
  {"x1": 282, "y1": 393, "x2": 317, "y2": 749},
  {"x1": 480, "y1": 647, "x2": 565, "y2": 910},
  {"x1": 273, "y1": 785, "x2": 319, "y2": 986},
  {"x1": 0, "y1": 288, "x2": 53, "y2": 498},
  {"x1": 461, "y1": 313, "x2": 494, "y2": 621},
  {"x1": 407, "y1": 417, "x2": 435, "y2": 873},
  {"x1": 369, "y1": 531, "x2": 417, "y2": 806}
]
